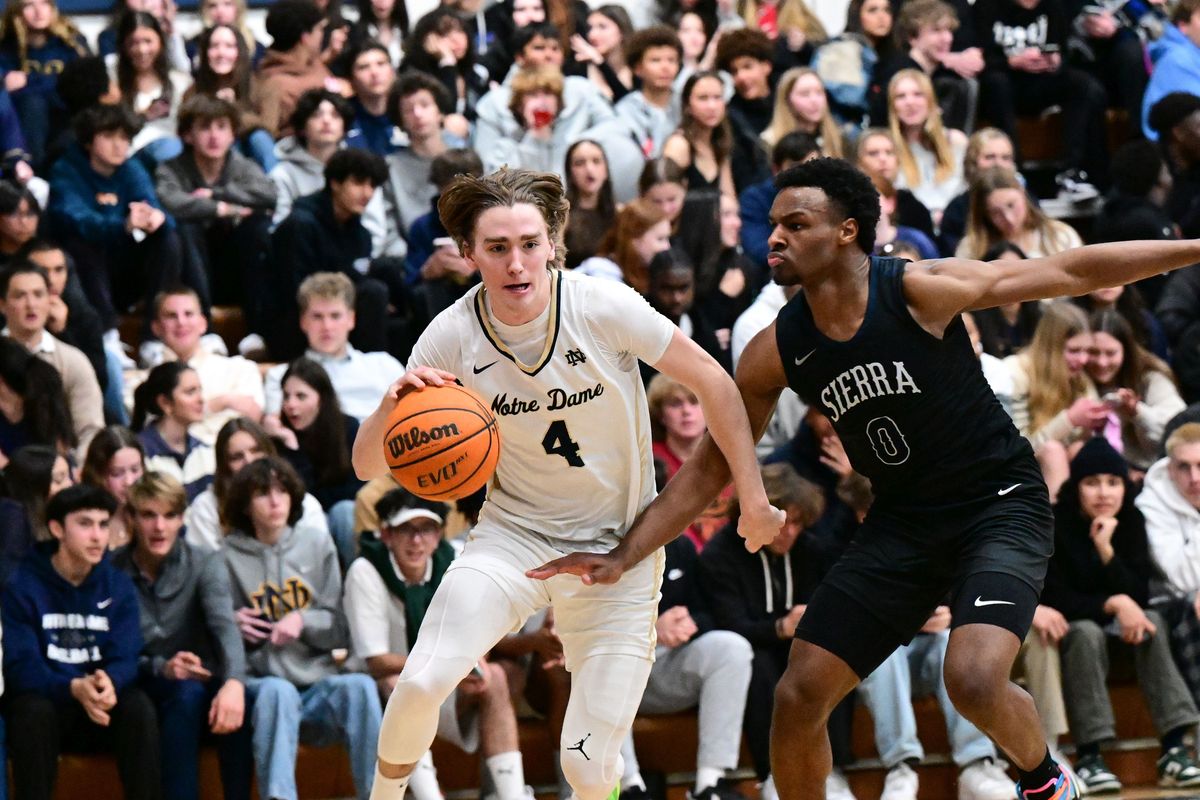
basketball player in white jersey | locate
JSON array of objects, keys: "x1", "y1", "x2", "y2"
[{"x1": 353, "y1": 168, "x2": 785, "y2": 800}]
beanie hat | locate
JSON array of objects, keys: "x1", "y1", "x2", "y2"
[{"x1": 1069, "y1": 436, "x2": 1129, "y2": 483}]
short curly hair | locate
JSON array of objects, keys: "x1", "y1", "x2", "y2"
[
  {"x1": 714, "y1": 27, "x2": 773, "y2": 72},
  {"x1": 775, "y1": 157, "x2": 880, "y2": 254},
  {"x1": 223, "y1": 456, "x2": 305, "y2": 536}
]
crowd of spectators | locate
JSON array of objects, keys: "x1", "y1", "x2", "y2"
[{"x1": 3, "y1": 0, "x2": 1200, "y2": 796}]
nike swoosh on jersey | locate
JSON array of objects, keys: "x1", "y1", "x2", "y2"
[
  {"x1": 974, "y1": 596, "x2": 1015, "y2": 607},
  {"x1": 997, "y1": 483, "x2": 1021, "y2": 496},
  {"x1": 473, "y1": 361, "x2": 498, "y2": 374},
  {"x1": 97, "y1": 598, "x2": 113, "y2": 609},
  {"x1": 795, "y1": 349, "x2": 817, "y2": 367}
]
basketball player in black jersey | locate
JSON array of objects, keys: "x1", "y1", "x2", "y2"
[{"x1": 529, "y1": 158, "x2": 1200, "y2": 800}]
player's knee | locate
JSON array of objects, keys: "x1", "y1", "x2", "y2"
[
  {"x1": 773, "y1": 669, "x2": 835, "y2": 727},
  {"x1": 392, "y1": 658, "x2": 464, "y2": 709},
  {"x1": 943, "y1": 664, "x2": 1002, "y2": 718}
]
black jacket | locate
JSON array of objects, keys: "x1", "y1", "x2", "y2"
[{"x1": 659, "y1": 537, "x2": 716, "y2": 636}]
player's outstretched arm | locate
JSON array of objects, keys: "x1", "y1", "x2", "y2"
[
  {"x1": 351, "y1": 366, "x2": 459, "y2": 480},
  {"x1": 907, "y1": 239, "x2": 1200, "y2": 332},
  {"x1": 527, "y1": 326, "x2": 788, "y2": 584}
]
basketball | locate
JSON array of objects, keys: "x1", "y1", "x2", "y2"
[{"x1": 383, "y1": 383, "x2": 501, "y2": 501}]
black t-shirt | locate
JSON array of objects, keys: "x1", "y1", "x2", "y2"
[
  {"x1": 974, "y1": 0, "x2": 1068, "y2": 69},
  {"x1": 775, "y1": 256, "x2": 1031, "y2": 507}
]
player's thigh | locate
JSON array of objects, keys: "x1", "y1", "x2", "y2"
[{"x1": 549, "y1": 544, "x2": 665, "y2": 670}]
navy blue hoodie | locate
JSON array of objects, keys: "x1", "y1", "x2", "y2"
[
  {"x1": 1, "y1": 542, "x2": 142, "y2": 703},
  {"x1": 47, "y1": 143, "x2": 170, "y2": 246}
]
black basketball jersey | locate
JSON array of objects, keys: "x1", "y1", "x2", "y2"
[{"x1": 776, "y1": 256, "x2": 1031, "y2": 506}]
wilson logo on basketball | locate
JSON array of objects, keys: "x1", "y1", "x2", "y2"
[{"x1": 387, "y1": 423, "x2": 461, "y2": 458}]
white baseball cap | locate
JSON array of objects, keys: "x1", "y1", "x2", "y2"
[{"x1": 383, "y1": 507, "x2": 444, "y2": 529}]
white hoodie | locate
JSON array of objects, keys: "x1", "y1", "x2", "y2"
[{"x1": 1135, "y1": 456, "x2": 1200, "y2": 599}]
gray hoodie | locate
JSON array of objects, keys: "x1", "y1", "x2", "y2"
[
  {"x1": 269, "y1": 136, "x2": 392, "y2": 257},
  {"x1": 113, "y1": 540, "x2": 247, "y2": 683},
  {"x1": 222, "y1": 523, "x2": 346, "y2": 687}
]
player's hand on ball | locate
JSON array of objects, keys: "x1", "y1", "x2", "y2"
[
  {"x1": 526, "y1": 552, "x2": 625, "y2": 585},
  {"x1": 381, "y1": 367, "x2": 461, "y2": 410},
  {"x1": 737, "y1": 501, "x2": 787, "y2": 553}
]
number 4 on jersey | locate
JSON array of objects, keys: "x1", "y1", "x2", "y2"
[{"x1": 542, "y1": 420, "x2": 585, "y2": 467}]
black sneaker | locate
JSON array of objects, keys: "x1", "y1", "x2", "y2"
[
  {"x1": 1074, "y1": 754, "x2": 1121, "y2": 795},
  {"x1": 1157, "y1": 746, "x2": 1200, "y2": 788},
  {"x1": 687, "y1": 778, "x2": 747, "y2": 800},
  {"x1": 620, "y1": 786, "x2": 652, "y2": 800}
]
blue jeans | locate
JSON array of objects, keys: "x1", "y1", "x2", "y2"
[
  {"x1": 326, "y1": 499, "x2": 358, "y2": 571},
  {"x1": 858, "y1": 631, "x2": 997, "y2": 767},
  {"x1": 102, "y1": 345, "x2": 129, "y2": 425},
  {"x1": 141, "y1": 676, "x2": 253, "y2": 800},
  {"x1": 241, "y1": 128, "x2": 278, "y2": 172},
  {"x1": 245, "y1": 673, "x2": 381, "y2": 800}
]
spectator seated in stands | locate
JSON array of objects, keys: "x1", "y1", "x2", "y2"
[
  {"x1": 144, "y1": 287, "x2": 265, "y2": 444},
  {"x1": 562, "y1": 139, "x2": 616, "y2": 270},
  {"x1": 264, "y1": 272, "x2": 403, "y2": 423},
  {"x1": 1136, "y1": 422, "x2": 1200, "y2": 704},
  {"x1": 47, "y1": 103, "x2": 184, "y2": 333},
  {"x1": 646, "y1": 249, "x2": 734, "y2": 374},
  {"x1": 936, "y1": 128, "x2": 1017, "y2": 256},
  {"x1": 854, "y1": 129, "x2": 937, "y2": 243},
  {"x1": 263, "y1": 357, "x2": 362, "y2": 568},
  {"x1": 0, "y1": 444, "x2": 72, "y2": 584},
  {"x1": 0, "y1": 337, "x2": 76, "y2": 470},
  {"x1": 41, "y1": 53, "x2": 120, "y2": 173},
  {"x1": 761, "y1": 68, "x2": 848, "y2": 167},
  {"x1": 343, "y1": 487, "x2": 530, "y2": 800},
  {"x1": 1065, "y1": 0, "x2": 1152, "y2": 139},
  {"x1": 974, "y1": 0, "x2": 1108, "y2": 194},
  {"x1": 2, "y1": 484, "x2": 161, "y2": 800},
  {"x1": 484, "y1": 65, "x2": 579, "y2": 178},
  {"x1": 251, "y1": 0, "x2": 339, "y2": 139},
  {"x1": 617, "y1": 527, "x2": 753, "y2": 800},
  {"x1": 740, "y1": 132, "x2": 821, "y2": 271},
  {"x1": 403, "y1": 149, "x2": 484, "y2": 322},
  {"x1": 0, "y1": 182, "x2": 39, "y2": 268},
  {"x1": 1044, "y1": 438, "x2": 1200, "y2": 794},
  {"x1": 714, "y1": 28, "x2": 775, "y2": 192},
  {"x1": 184, "y1": 417, "x2": 329, "y2": 552},
  {"x1": 965, "y1": 242, "x2": 1042, "y2": 359},
  {"x1": 871, "y1": 0, "x2": 981, "y2": 131},
  {"x1": 80, "y1": 425, "x2": 145, "y2": 550},
  {"x1": 382, "y1": 72, "x2": 463, "y2": 249},
  {"x1": 110, "y1": 12, "x2": 192, "y2": 166},
  {"x1": 886, "y1": 69, "x2": 967, "y2": 223},
  {"x1": 0, "y1": 0, "x2": 88, "y2": 167},
  {"x1": 221, "y1": 456, "x2": 382, "y2": 800},
  {"x1": 0, "y1": 261, "x2": 104, "y2": 456},
  {"x1": 955, "y1": 168, "x2": 1081, "y2": 259},
  {"x1": 343, "y1": 41, "x2": 402, "y2": 156},
  {"x1": 698, "y1": 463, "x2": 852, "y2": 800},
  {"x1": 131, "y1": 362, "x2": 215, "y2": 502},
  {"x1": 1143, "y1": 0, "x2": 1200, "y2": 140},
  {"x1": 155, "y1": 95, "x2": 276, "y2": 333},
  {"x1": 1148, "y1": 92, "x2": 1200, "y2": 240},
  {"x1": 113, "y1": 472, "x2": 251, "y2": 800},
  {"x1": 1083, "y1": 309, "x2": 1184, "y2": 472},
  {"x1": 859, "y1": 602, "x2": 1016, "y2": 800},
  {"x1": 396, "y1": 6, "x2": 489, "y2": 131},
  {"x1": 270, "y1": 148, "x2": 408, "y2": 360},
  {"x1": 576, "y1": 198, "x2": 671, "y2": 292},
  {"x1": 615, "y1": 26, "x2": 683, "y2": 160}
]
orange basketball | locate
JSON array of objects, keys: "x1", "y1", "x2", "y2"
[{"x1": 383, "y1": 383, "x2": 501, "y2": 501}]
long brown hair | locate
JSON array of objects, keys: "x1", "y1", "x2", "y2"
[
  {"x1": 677, "y1": 71, "x2": 733, "y2": 171},
  {"x1": 1023, "y1": 302, "x2": 1092, "y2": 432},
  {"x1": 1089, "y1": 309, "x2": 1174, "y2": 394},
  {"x1": 959, "y1": 168, "x2": 1075, "y2": 259},
  {"x1": 598, "y1": 198, "x2": 668, "y2": 294},
  {"x1": 189, "y1": 23, "x2": 252, "y2": 102}
]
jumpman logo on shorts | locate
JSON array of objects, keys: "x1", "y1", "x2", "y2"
[{"x1": 568, "y1": 733, "x2": 592, "y2": 761}]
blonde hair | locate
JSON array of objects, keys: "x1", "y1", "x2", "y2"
[
  {"x1": 740, "y1": 0, "x2": 827, "y2": 42},
  {"x1": 0, "y1": 0, "x2": 87, "y2": 71},
  {"x1": 855, "y1": 127, "x2": 897, "y2": 196},
  {"x1": 126, "y1": 471, "x2": 187, "y2": 517},
  {"x1": 958, "y1": 167, "x2": 1076, "y2": 260},
  {"x1": 1167, "y1": 423, "x2": 1200, "y2": 459},
  {"x1": 761, "y1": 67, "x2": 844, "y2": 158},
  {"x1": 646, "y1": 373, "x2": 699, "y2": 440},
  {"x1": 508, "y1": 66, "x2": 565, "y2": 121},
  {"x1": 963, "y1": 127, "x2": 1013, "y2": 184},
  {"x1": 297, "y1": 272, "x2": 355, "y2": 313},
  {"x1": 1023, "y1": 301, "x2": 1092, "y2": 432},
  {"x1": 887, "y1": 69, "x2": 955, "y2": 187},
  {"x1": 439, "y1": 168, "x2": 570, "y2": 270}
]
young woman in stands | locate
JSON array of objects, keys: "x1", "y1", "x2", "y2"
[
  {"x1": 186, "y1": 23, "x2": 275, "y2": 170},
  {"x1": 663, "y1": 70, "x2": 736, "y2": 198},
  {"x1": 114, "y1": 11, "x2": 192, "y2": 163},
  {"x1": 131, "y1": 361, "x2": 215, "y2": 502},
  {"x1": 854, "y1": 127, "x2": 935, "y2": 240},
  {"x1": 761, "y1": 67, "x2": 846, "y2": 159},
  {"x1": 562, "y1": 139, "x2": 616, "y2": 270},
  {"x1": 81, "y1": 425, "x2": 145, "y2": 549},
  {"x1": 956, "y1": 168, "x2": 1081, "y2": 259},
  {"x1": 575, "y1": 198, "x2": 672, "y2": 294},
  {"x1": 887, "y1": 68, "x2": 965, "y2": 222}
]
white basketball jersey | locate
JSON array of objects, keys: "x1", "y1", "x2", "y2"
[{"x1": 407, "y1": 269, "x2": 676, "y2": 544}]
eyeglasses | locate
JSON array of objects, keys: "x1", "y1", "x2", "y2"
[{"x1": 386, "y1": 523, "x2": 442, "y2": 538}]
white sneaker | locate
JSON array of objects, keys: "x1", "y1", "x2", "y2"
[
  {"x1": 958, "y1": 759, "x2": 1013, "y2": 800},
  {"x1": 828, "y1": 768, "x2": 858, "y2": 800},
  {"x1": 759, "y1": 774, "x2": 779, "y2": 800},
  {"x1": 881, "y1": 762, "x2": 919, "y2": 800}
]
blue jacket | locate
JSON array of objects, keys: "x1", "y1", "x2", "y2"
[
  {"x1": 1143, "y1": 25, "x2": 1200, "y2": 139},
  {"x1": 1, "y1": 542, "x2": 142, "y2": 702},
  {"x1": 739, "y1": 177, "x2": 776, "y2": 271},
  {"x1": 48, "y1": 144, "x2": 170, "y2": 245},
  {"x1": 0, "y1": 34, "x2": 87, "y2": 100}
]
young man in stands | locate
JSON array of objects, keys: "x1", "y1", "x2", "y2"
[
  {"x1": 263, "y1": 272, "x2": 402, "y2": 423},
  {"x1": 615, "y1": 27, "x2": 684, "y2": 159},
  {"x1": 271, "y1": 148, "x2": 409, "y2": 360},
  {"x1": 47, "y1": 104, "x2": 184, "y2": 333},
  {"x1": 1143, "y1": 0, "x2": 1200, "y2": 139},
  {"x1": 343, "y1": 488, "x2": 530, "y2": 800},
  {"x1": 252, "y1": 0, "x2": 340, "y2": 138},
  {"x1": 345, "y1": 41, "x2": 403, "y2": 156},
  {"x1": 0, "y1": 262, "x2": 104, "y2": 456},
  {"x1": 2, "y1": 484, "x2": 161, "y2": 800},
  {"x1": 381, "y1": 73, "x2": 456, "y2": 248},
  {"x1": 145, "y1": 287, "x2": 265, "y2": 444},
  {"x1": 715, "y1": 29, "x2": 775, "y2": 192},
  {"x1": 155, "y1": 95, "x2": 276, "y2": 335}
]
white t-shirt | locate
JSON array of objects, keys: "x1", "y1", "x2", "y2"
[{"x1": 407, "y1": 269, "x2": 675, "y2": 543}]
